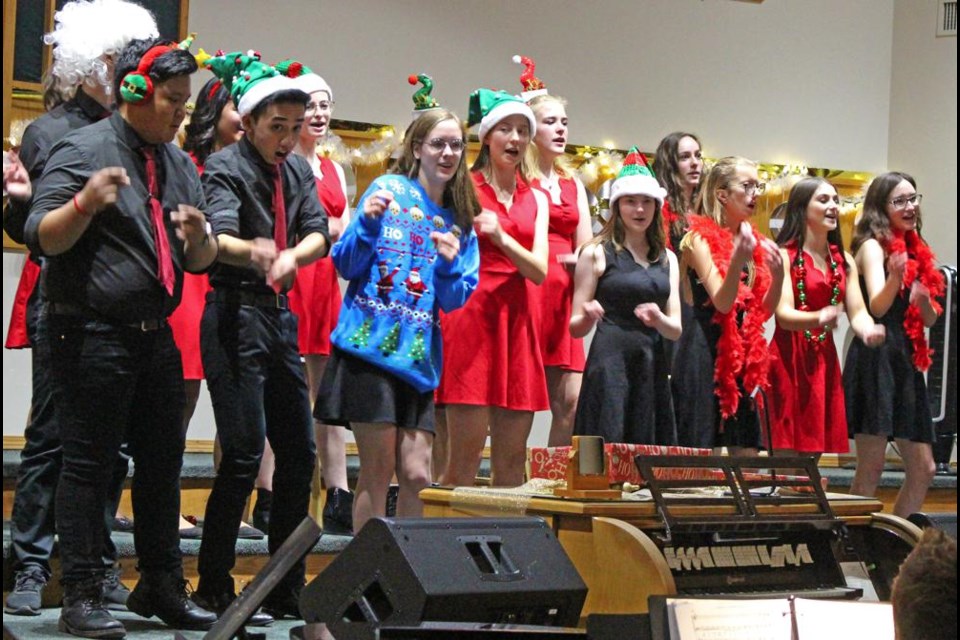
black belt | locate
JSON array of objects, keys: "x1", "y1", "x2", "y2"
[
  {"x1": 47, "y1": 302, "x2": 168, "y2": 332},
  {"x1": 209, "y1": 289, "x2": 289, "y2": 309}
]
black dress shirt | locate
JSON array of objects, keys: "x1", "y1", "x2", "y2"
[
  {"x1": 24, "y1": 111, "x2": 207, "y2": 322},
  {"x1": 202, "y1": 136, "x2": 329, "y2": 293},
  {"x1": 4, "y1": 89, "x2": 109, "y2": 244}
]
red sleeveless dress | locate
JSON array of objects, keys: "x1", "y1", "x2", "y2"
[
  {"x1": 531, "y1": 176, "x2": 585, "y2": 372},
  {"x1": 437, "y1": 172, "x2": 549, "y2": 411},
  {"x1": 768, "y1": 243, "x2": 848, "y2": 453},
  {"x1": 168, "y1": 154, "x2": 212, "y2": 379},
  {"x1": 289, "y1": 156, "x2": 348, "y2": 356}
]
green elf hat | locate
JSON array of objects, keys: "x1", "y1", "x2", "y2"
[
  {"x1": 512, "y1": 54, "x2": 548, "y2": 102},
  {"x1": 276, "y1": 58, "x2": 333, "y2": 100},
  {"x1": 408, "y1": 73, "x2": 440, "y2": 119},
  {"x1": 203, "y1": 49, "x2": 298, "y2": 116},
  {"x1": 467, "y1": 88, "x2": 536, "y2": 141},
  {"x1": 609, "y1": 146, "x2": 667, "y2": 209}
]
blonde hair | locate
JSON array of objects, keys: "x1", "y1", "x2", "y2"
[
  {"x1": 471, "y1": 114, "x2": 536, "y2": 186},
  {"x1": 694, "y1": 156, "x2": 757, "y2": 224},
  {"x1": 526, "y1": 94, "x2": 575, "y2": 180}
]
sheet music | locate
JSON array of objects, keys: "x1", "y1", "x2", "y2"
[
  {"x1": 793, "y1": 598, "x2": 894, "y2": 639},
  {"x1": 668, "y1": 598, "x2": 792, "y2": 640}
]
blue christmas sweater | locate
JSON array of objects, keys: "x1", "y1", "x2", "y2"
[{"x1": 330, "y1": 175, "x2": 480, "y2": 392}]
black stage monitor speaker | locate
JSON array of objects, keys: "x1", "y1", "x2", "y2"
[{"x1": 299, "y1": 517, "x2": 587, "y2": 640}]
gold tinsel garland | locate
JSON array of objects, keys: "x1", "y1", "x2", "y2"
[{"x1": 317, "y1": 128, "x2": 401, "y2": 166}]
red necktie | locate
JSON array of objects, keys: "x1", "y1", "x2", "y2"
[
  {"x1": 269, "y1": 165, "x2": 287, "y2": 252},
  {"x1": 142, "y1": 146, "x2": 175, "y2": 295}
]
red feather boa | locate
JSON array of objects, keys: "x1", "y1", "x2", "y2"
[
  {"x1": 885, "y1": 230, "x2": 945, "y2": 371},
  {"x1": 688, "y1": 216, "x2": 773, "y2": 419},
  {"x1": 662, "y1": 201, "x2": 681, "y2": 251}
]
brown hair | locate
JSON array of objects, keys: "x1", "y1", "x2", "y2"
[
  {"x1": 775, "y1": 177, "x2": 848, "y2": 271},
  {"x1": 654, "y1": 131, "x2": 702, "y2": 237},
  {"x1": 851, "y1": 171, "x2": 923, "y2": 255},
  {"x1": 588, "y1": 192, "x2": 665, "y2": 263},
  {"x1": 891, "y1": 528, "x2": 957, "y2": 640},
  {"x1": 395, "y1": 108, "x2": 481, "y2": 231}
]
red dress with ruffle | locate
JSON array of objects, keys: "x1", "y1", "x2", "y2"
[
  {"x1": 768, "y1": 243, "x2": 848, "y2": 453},
  {"x1": 437, "y1": 173, "x2": 549, "y2": 411},
  {"x1": 532, "y1": 176, "x2": 584, "y2": 372},
  {"x1": 168, "y1": 153, "x2": 212, "y2": 379},
  {"x1": 289, "y1": 156, "x2": 347, "y2": 356}
]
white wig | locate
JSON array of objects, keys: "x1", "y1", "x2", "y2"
[{"x1": 44, "y1": 0, "x2": 158, "y2": 97}]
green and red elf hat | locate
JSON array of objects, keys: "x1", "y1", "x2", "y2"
[
  {"x1": 202, "y1": 49, "x2": 298, "y2": 116},
  {"x1": 609, "y1": 146, "x2": 667, "y2": 209},
  {"x1": 467, "y1": 88, "x2": 536, "y2": 141}
]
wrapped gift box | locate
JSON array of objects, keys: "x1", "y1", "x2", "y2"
[{"x1": 528, "y1": 444, "x2": 712, "y2": 486}]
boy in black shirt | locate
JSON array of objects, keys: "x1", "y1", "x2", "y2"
[
  {"x1": 193, "y1": 52, "x2": 329, "y2": 619},
  {"x1": 25, "y1": 37, "x2": 218, "y2": 638}
]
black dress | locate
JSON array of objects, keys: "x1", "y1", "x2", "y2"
[
  {"x1": 671, "y1": 266, "x2": 762, "y2": 449},
  {"x1": 573, "y1": 243, "x2": 677, "y2": 445},
  {"x1": 843, "y1": 276, "x2": 934, "y2": 443}
]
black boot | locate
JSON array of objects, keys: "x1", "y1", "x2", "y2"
[
  {"x1": 190, "y1": 587, "x2": 275, "y2": 627},
  {"x1": 59, "y1": 577, "x2": 127, "y2": 639},
  {"x1": 251, "y1": 488, "x2": 273, "y2": 533},
  {"x1": 322, "y1": 487, "x2": 354, "y2": 535},
  {"x1": 126, "y1": 570, "x2": 217, "y2": 631}
]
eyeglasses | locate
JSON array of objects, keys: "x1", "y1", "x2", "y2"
[
  {"x1": 888, "y1": 193, "x2": 922, "y2": 209},
  {"x1": 738, "y1": 181, "x2": 766, "y2": 196},
  {"x1": 305, "y1": 100, "x2": 335, "y2": 113},
  {"x1": 423, "y1": 138, "x2": 465, "y2": 153}
]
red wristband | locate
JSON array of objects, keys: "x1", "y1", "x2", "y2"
[{"x1": 72, "y1": 194, "x2": 92, "y2": 217}]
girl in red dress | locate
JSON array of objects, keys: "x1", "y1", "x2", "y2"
[
  {"x1": 285, "y1": 66, "x2": 355, "y2": 534},
  {"x1": 844, "y1": 172, "x2": 944, "y2": 517},
  {"x1": 438, "y1": 89, "x2": 550, "y2": 487},
  {"x1": 178, "y1": 78, "x2": 242, "y2": 417},
  {"x1": 527, "y1": 93, "x2": 592, "y2": 447},
  {"x1": 768, "y1": 178, "x2": 884, "y2": 458}
]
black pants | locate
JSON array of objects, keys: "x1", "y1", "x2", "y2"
[
  {"x1": 10, "y1": 299, "x2": 128, "y2": 579},
  {"x1": 198, "y1": 300, "x2": 316, "y2": 595},
  {"x1": 46, "y1": 315, "x2": 185, "y2": 584}
]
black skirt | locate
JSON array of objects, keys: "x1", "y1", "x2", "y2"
[{"x1": 314, "y1": 347, "x2": 436, "y2": 433}]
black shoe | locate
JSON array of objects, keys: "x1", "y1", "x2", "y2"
[
  {"x1": 251, "y1": 488, "x2": 272, "y2": 533},
  {"x1": 112, "y1": 516, "x2": 134, "y2": 533},
  {"x1": 322, "y1": 487, "x2": 354, "y2": 535},
  {"x1": 385, "y1": 484, "x2": 400, "y2": 518},
  {"x1": 126, "y1": 571, "x2": 217, "y2": 631},
  {"x1": 261, "y1": 589, "x2": 302, "y2": 620},
  {"x1": 4, "y1": 567, "x2": 47, "y2": 616},
  {"x1": 102, "y1": 566, "x2": 130, "y2": 611},
  {"x1": 190, "y1": 589, "x2": 274, "y2": 627},
  {"x1": 59, "y1": 578, "x2": 127, "y2": 639}
]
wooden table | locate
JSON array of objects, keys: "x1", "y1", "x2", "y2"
[{"x1": 420, "y1": 487, "x2": 913, "y2": 623}]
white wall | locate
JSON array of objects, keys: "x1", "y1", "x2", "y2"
[
  {"x1": 888, "y1": 0, "x2": 957, "y2": 264},
  {"x1": 189, "y1": 0, "x2": 894, "y2": 171},
  {"x1": 7, "y1": 0, "x2": 955, "y2": 445}
]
